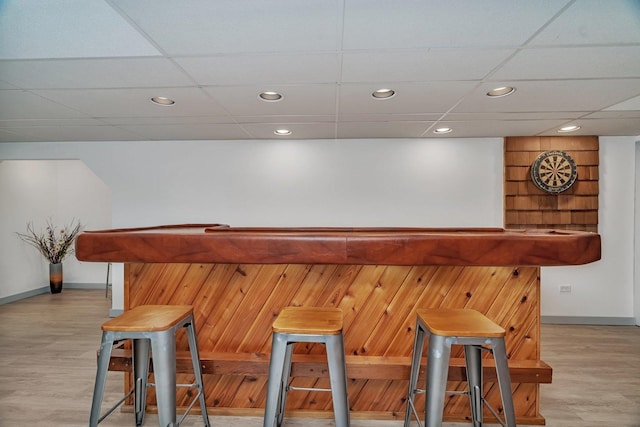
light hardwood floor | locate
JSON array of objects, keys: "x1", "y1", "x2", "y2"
[{"x1": 0, "y1": 290, "x2": 639, "y2": 427}]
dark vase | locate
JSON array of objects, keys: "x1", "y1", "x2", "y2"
[{"x1": 49, "y1": 263, "x2": 63, "y2": 294}]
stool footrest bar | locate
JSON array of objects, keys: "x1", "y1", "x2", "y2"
[
  {"x1": 483, "y1": 399, "x2": 507, "y2": 427},
  {"x1": 176, "y1": 389, "x2": 204, "y2": 427},
  {"x1": 288, "y1": 386, "x2": 332, "y2": 392},
  {"x1": 148, "y1": 382, "x2": 198, "y2": 388},
  {"x1": 98, "y1": 388, "x2": 134, "y2": 424},
  {"x1": 406, "y1": 397, "x2": 424, "y2": 427}
]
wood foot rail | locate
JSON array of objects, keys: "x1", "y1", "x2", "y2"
[{"x1": 105, "y1": 349, "x2": 552, "y2": 384}]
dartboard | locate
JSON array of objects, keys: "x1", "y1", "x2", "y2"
[{"x1": 530, "y1": 150, "x2": 578, "y2": 194}]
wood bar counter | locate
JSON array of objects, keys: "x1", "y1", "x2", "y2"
[{"x1": 76, "y1": 225, "x2": 601, "y2": 425}]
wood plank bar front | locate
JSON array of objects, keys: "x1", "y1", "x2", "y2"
[{"x1": 76, "y1": 225, "x2": 601, "y2": 425}]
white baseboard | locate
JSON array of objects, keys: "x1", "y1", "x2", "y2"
[
  {"x1": 0, "y1": 283, "x2": 104, "y2": 306},
  {"x1": 0, "y1": 287, "x2": 49, "y2": 305},
  {"x1": 541, "y1": 315, "x2": 637, "y2": 326}
]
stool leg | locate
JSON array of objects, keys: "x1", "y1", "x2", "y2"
[
  {"x1": 276, "y1": 343, "x2": 294, "y2": 427},
  {"x1": 404, "y1": 320, "x2": 426, "y2": 427},
  {"x1": 104, "y1": 262, "x2": 110, "y2": 298},
  {"x1": 326, "y1": 334, "x2": 350, "y2": 427},
  {"x1": 492, "y1": 339, "x2": 517, "y2": 427},
  {"x1": 185, "y1": 319, "x2": 211, "y2": 427},
  {"x1": 133, "y1": 338, "x2": 151, "y2": 427},
  {"x1": 264, "y1": 333, "x2": 288, "y2": 427},
  {"x1": 425, "y1": 334, "x2": 451, "y2": 427},
  {"x1": 151, "y1": 330, "x2": 177, "y2": 427},
  {"x1": 464, "y1": 345, "x2": 483, "y2": 427},
  {"x1": 89, "y1": 332, "x2": 114, "y2": 427}
]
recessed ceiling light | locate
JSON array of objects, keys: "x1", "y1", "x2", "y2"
[
  {"x1": 259, "y1": 91, "x2": 283, "y2": 102},
  {"x1": 150, "y1": 96, "x2": 175, "y2": 106},
  {"x1": 372, "y1": 88, "x2": 396, "y2": 99},
  {"x1": 433, "y1": 127, "x2": 453, "y2": 134},
  {"x1": 274, "y1": 129, "x2": 292, "y2": 136},
  {"x1": 557, "y1": 125, "x2": 581, "y2": 133},
  {"x1": 486, "y1": 86, "x2": 516, "y2": 98}
]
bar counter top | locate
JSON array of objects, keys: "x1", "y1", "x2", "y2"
[{"x1": 76, "y1": 224, "x2": 601, "y2": 266}]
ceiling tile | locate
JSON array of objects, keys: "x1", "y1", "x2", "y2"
[
  {"x1": 444, "y1": 112, "x2": 587, "y2": 121},
  {"x1": 99, "y1": 116, "x2": 238, "y2": 126},
  {"x1": 430, "y1": 119, "x2": 569, "y2": 137},
  {"x1": 116, "y1": 123, "x2": 252, "y2": 140},
  {"x1": 113, "y1": 0, "x2": 342, "y2": 55},
  {"x1": 338, "y1": 113, "x2": 442, "y2": 122},
  {"x1": 342, "y1": 0, "x2": 570, "y2": 49},
  {"x1": 0, "y1": 80, "x2": 18, "y2": 90},
  {"x1": 0, "y1": 0, "x2": 160, "y2": 59},
  {"x1": 538, "y1": 118, "x2": 640, "y2": 136},
  {"x1": 337, "y1": 121, "x2": 432, "y2": 138},
  {"x1": 605, "y1": 95, "x2": 640, "y2": 111},
  {"x1": 176, "y1": 53, "x2": 340, "y2": 85},
  {"x1": 234, "y1": 115, "x2": 336, "y2": 124},
  {"x1": 454, "y1": 79, "x2": 640, "y2": 113},
  {"x1": 240, "y1": 122, "x2": 337, "y2": 139},
  {"x1": 585, "y1": 110, "x2": 640, "y2": 119},
  {"x1": 0, "y1": 90, "x2": 89, "y2": 120},
  {"x1": 0, "y1": 58, "x2": 194, "y2": 89},
  {"x1": 341, "y1": 48, "x2": 515, "y2": 82},
  {"x1": 339, "y1": 82, "x2": 477, "y2": 115},
  {"x1": 0, "y1": 128, "x2": 26, "y2": 142},
  {"x1": 491, "y1": 46, "x2": 640, "y2": 80},
  {"x1": 31, "y1": 87, "x2": 231, "y2": 117},
  {"x1": 0, "y1": 124, "x2": 143, "y2": 142},
  {"x1": 530, "y1": 0, "x2": 640, "y2": 46},
  {"x1": 0, "y1": 118, "x2": 110, "y2": 127},
  {"x1": 203, "y1": 85, "x2": 337, "y2": 116}
]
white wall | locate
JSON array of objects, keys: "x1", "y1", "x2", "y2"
[
  {"x1": 635, "y1": 140, "x2": 640, "y2": 326},
  {"x1": 0, "y1": 137, "x2": 636, "y2": 323},
  {"x1": 541, "y1": 137, "x2": 636, "y2": 321},
  {"x1": 0, "y1": 160, "x2": 111, "y2": 299},
  {"x1": 0, "y1": 139, "x2": 503, "y2": 228}
]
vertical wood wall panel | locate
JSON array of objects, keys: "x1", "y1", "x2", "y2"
[{"x1": 504, "y1": 136, "x2": 599, "y2": 232}]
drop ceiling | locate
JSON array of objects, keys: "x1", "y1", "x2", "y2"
[{"x1": 1, "y1": 0, "x2": 640, "y2": 142}]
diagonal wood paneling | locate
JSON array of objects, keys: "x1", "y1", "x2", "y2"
[{"x1": 124, "y1": 262, "x2": 544, "y2": 423}]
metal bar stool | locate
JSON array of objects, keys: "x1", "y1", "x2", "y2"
[
  {"x1": 404, "y1": 308, "x2": 516, "y2": 427},
  {"x1": 263, "y1": 306, "x2": 350, "y2": 427},
  {"x1": 89, "y1": 305, "x2": 211, "y2": 427}
]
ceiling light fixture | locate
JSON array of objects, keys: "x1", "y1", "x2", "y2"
[
  {"x1": 150, "y1": 96, "x2": 175, "y2": 106},
  {"x1": 372, "y1": 88, "x2": 396, "y2": 99},
  {"x1": 259, "y1": 91, "x2": 283, "y2": 102},
  {"x1": 486, "y1": 86, "x2": 516, "y2": 98},
  {"x1": 557, "y1": 125, "x2": 581, "y2": 133},
  {"x1": 274, "y1": 129, "x2": 292, "y2": 136},
  {"x1": 433, "y1": 127, "x2": 453, "y2": 134}
]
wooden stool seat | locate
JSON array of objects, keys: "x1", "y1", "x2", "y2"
[
  {"x1": 405, "y1": 308, "x2": 516, "y2": 427},
  {"x1": 89, "y1": 304, "x2": 210, "y2": 427},
  {"x1": 264, "y1": 306, "x2": 350, "y2": 427},
  {"x1": 272, "y1": 307, "x2": 343, "y2": 335},
  {"x1": 102, "y1": 305, "x2": 194, "y2": 332},
  {"x1": 417, "y1": 308, "x2": 505, "y2": 337}
]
